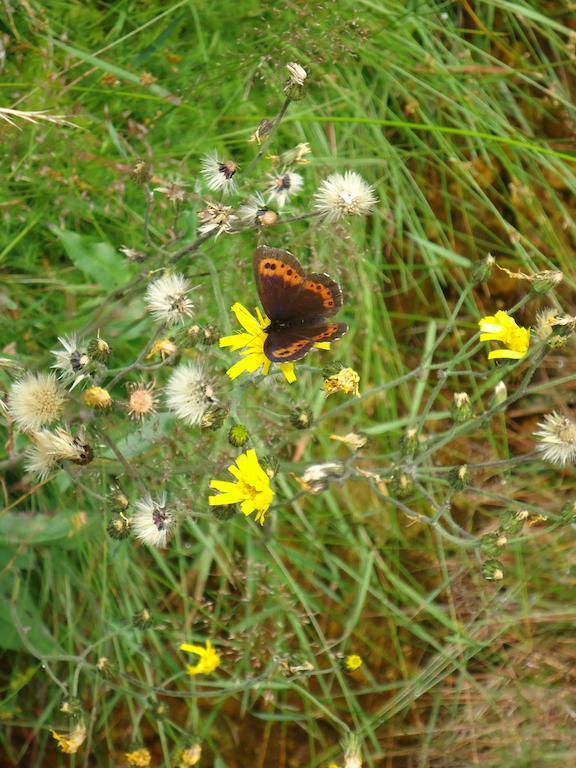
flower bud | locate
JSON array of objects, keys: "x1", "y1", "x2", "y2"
[
  {"x1": 448, "y1": 464, "x2": 470, "y2": 490},
  {"x1": 201, "y1": 405, "x2": 227, "y2": 431},
  {"x1": 400, "y1": 427, "x2": 419, "y2": 457},
  {"x1": 499, "y1": 509, "x2": 528, "y2": 535},
  {"x1": 290, "y1": 405, "x2": 314, "y2": 430},
  {"x1": 482, "y1": 559, "x2": 504, "y2": 581},
  {"x1": 479, "y1": 532, "x2": 507, "y2": 557},
  {"x1": 228, "y1": 423, "x2": 250, "y2": 448},
  {"x1": 260, "y1": 455, "x2": 279, "y2": 479},
  {"x1": 452, "y1": 392, "x2": 473, "y2": 423},
  {"x1": 470, "y1": 254, "x2": 495, "y2": 285},
  {"x1": 390, "y1": 472, "x2": 414, "y2": 499},
  {"x1": 493, "y1": 381, "x2": 508, "y2": 406},
  {"x1": 284, "y1": 62, "x2": 308, "y2": 100},
  {"x1": 88, "y1": 334, "x2": 111, "y2": 362},
  {"x1": 343, "y1": 654, "x2": 363, "y2": 672},
  {"x1": 132, "y1": 609, "x2": 154, "y2": 630},
  {"x1": 530, "y1": 270, "x2": 563, "y2": 295},
  {"x1": 107, "y1": 514, "x2": 131, "y2": 541}
]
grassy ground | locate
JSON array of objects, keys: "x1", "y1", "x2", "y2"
[{"x1": 1, "y1": 1, "x2": 576, "y2": 766}]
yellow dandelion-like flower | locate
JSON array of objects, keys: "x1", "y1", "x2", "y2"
[
  {"x1": 219, "y1": 303, "x2": 296, "y2": 383},
  {"x1": 345, "y1": 654, "x2": 363, "y2": 672},
  {"x1": 478, "y1": 310, "x2": 530, "y2": 360},
  {"x1": 83, "y1": 386, "x2": 112, "y2": 409},
  {"x1": 209, "y1": 448, "x2": 274, "y2": 524},
  {"x1": 323, "y1": 367, "x2": 360, "y2": 397},
  {"x1": 51, "y1": 722, "x2": 87, "y2": 754},
  {"x1": 219, "y1": 303, "x2": 331, "y2": 384},
  {"x1": 125, "y1": 747, "x2": 152, "y2": 767},
  {"x1": 179, "y1": 640, "x2": 221, "y2": 675}
]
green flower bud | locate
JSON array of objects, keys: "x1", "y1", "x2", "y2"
[
  {"x1": 390, "y1": 472, "x2": 414, "y2": 499},
  {"x1": 482, "y1": 559, "x2": 504, "y2": 581},
  {"x1": 106, "y1": 514, "x2": 131, "y2": 541},
  {"x1": 400, "y1": 427, "x2": 419, "y2": 457},
  {"x1": 107, "y1": 484, "x2": 130, "y2": 512},
  {"x1": 260, "y1": 455, "x2": 279, "y2": 479},
  {"x1": 499, "y1": 509, "x2": 528, "y2": 535},
  {"x1": 493, "y1": 381, "x2": 508, "y2": 406},
  {"x1": 132, "y1": 609, "x2": 154, "y2": 630},
  {"x1": 470, "y1": 254, "x2": 495, "y2": 286},
  {"x1": 530, "y1": 270, "x2": 563, "y2": 295},
  {"x1": 201, "y1": 405, "x2": 227, "y2": 431},
  {"x1": 479, "y1": 532, "x2": 507, "y2": 557},
  {"x1": 290, "y1": 406, "x2": 314, "y2": 430},
  {"x1": 130, "y1": 159, "x2": 151, "y2": 185},
  {"x1": 228, "y1": 423, "x2": 250, "y2": 448},
  {"x1": 448, "y1": 465, "x2": 470, "y2": 490},
  {"x1": 87, "y1": 335, "x2": 111, "y2": 363},
  {"x1": 60, "y1": 697, "x2": 83, "y2": 716},
  {"x1": 452, "y1": 392, "x2": 473, "y2": 423}
]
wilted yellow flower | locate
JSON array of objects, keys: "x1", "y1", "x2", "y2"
[
  {"x1": 179, "y1": 640, "x2": 221, "y2": 675},
  {"x1": 125, "y1": 747, "x2": 152, "y2": 767},
  {"x1": 209, "y1": 449, "x2": 274, "y2": 524},
  {"x1": 51, "y1": 722, "x2": 87, "y2": 754},
  {"x1": 146, "y1": 338, "x2": 177, "y2": 360},
  {"x1": 478, "y1": 311, "x2": 530, "y2": 360},
  {"x1": 323, "y1": 367, "x2": 360, "y2": 397},
  {"x1": 345, "y1": 654, "x2": 363, "y2": 672},
  {"x1": 83, "y1": 386, "x2": 112, "y2": 409}
]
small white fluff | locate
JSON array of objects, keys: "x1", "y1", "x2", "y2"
[
  {"x1": 132, "y1": 494, "x2": 176, "y2": 548},
  {"x1": 144, "y1": 273, "x2": 194, "y2": 325},
  {"x1": 51, "y1": 334, "x2": 91, "y2": 390},
  {"x1": 266, "y1": 172, "x2": 304, "y2": 209},
  {"x1": 200, "y1": 152, "x2": 237, "y2": 196}
]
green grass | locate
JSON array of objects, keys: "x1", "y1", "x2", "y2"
[{"x1": 1, "y1": 1, "x2": 576, "y2": 766}]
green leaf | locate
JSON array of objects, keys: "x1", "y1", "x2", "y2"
[{"x1": 50, "y1": 227, "x2": 133, "y2": 290}]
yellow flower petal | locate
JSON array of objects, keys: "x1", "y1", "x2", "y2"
[
  {"x1": 208, "y1": 449, "x2": 274, "y2": 524},
  {"x1": 488, "y1": 349, "x2": 526, "y2": 360}
]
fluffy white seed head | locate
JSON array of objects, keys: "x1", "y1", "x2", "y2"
[
  {"x1": 314, "y1": 171, "x2": 376, "y2": 222},
  {"x1": 200, "y1": 152, "x2": 237, "y2": 195},
  {"x1": 26, "y1": 428, "x2": 91, "y2": 480},
  {"x1": 534, "y1": 412, "x2": 576, "y2": 467},
  {"x1": 8, "y1": 372, "x2": 65, "y2": 431},
  {"x1": 144, "y1": 273, "x2": 194, "y2": 325},
  {"x1": 165, "y1": 363, "x2": 217, "y2": 426},
  {"x1": 132, "y1": 494, "x2": 176, "y2": 548},
  {"x1": 51, "y1": 334, "x2": 91, "y2": 390},
  {"x1": 265, "y1": 172, "x2": 304, "y2": 209}
]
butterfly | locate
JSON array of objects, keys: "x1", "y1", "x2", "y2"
[{"x1": 254, "y1": 245, "x2": 348, "y2": 362}]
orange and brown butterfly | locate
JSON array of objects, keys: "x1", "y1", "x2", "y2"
[{"x1": 254, "y1": 245, "x2": 348, "y2": 362}]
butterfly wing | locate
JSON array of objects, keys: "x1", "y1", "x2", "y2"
[
  {"x1": 254, "y1": 246, "x2": 344, "y2": 322},
  {"x1": 254, "y1": 245, "x2": 306, "y2": 323},
  {"x1": 264, "y1": 322, "x2": 348, "y2": 362}
]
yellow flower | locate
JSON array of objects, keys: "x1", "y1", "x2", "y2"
[
  {"x1": 83, "y1": 386, "x2": 112, "y2": 409},
  {"x1": 478, "y1": 311, "x2": 530, "y2": 360},
  {"x1": 208, "y1": 449, "x2": 274, "y2": 524},
  {"x1": 219, "y1": 303, "x2": 330, "y2": 384},
  {"x1": 51, "y1": 722, "x2": 87, "y2": 754},
  {"x1": 179, "y1": 640, "x2": 221, "y2": 675},
  {"x1": 345, "y1": 654, "x2": 363, "y2": 672},
  {"x1": 323, "y1": 367, "x2": 360, "y2": 397},
  {"x1": 125, "y1": 748, "x2": 152, "y2": 767}
]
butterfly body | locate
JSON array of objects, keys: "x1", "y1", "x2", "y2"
[{"x1": 254, "y1": 246, "x2": 348, "y2": 362}]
